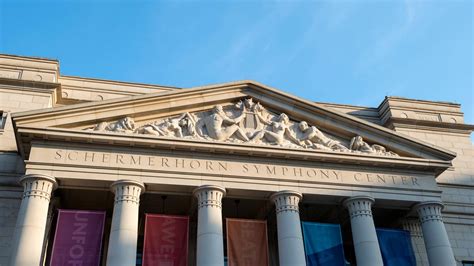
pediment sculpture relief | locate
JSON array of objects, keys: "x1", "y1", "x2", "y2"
[{"x1": 86, "y1": 98, "x2": 398, "y2": 157}]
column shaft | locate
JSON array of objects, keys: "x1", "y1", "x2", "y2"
[
  {"x1": 10, "y1": 174, "x2": 57, "y2": 266},
  {"x1": 193, "y1": 185, "x2": 226, "y2": 266},
  {"x1": 271, "y1": 190, "x2": 306, "y2": 266},
  {"x1": 415, "y1": 201, "x2": 456, "y2": 266},
  {"x1": 343, "y1": 196, "x2": 383, "y2": 266},
  {"x1": 106, "y1": 180, "x2": 144, "y2": 266}
]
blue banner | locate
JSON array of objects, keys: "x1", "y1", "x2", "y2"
[
  {"x1": 376, "y1": 228, "x2": 416, "y2": 266},
  {"x1": 301, "y1": 222, "x2": 346, "y2": 266}
]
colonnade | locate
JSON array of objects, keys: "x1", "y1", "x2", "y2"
[{"x1": 10, "y1": 174, "x2": 457, "y2": 266}]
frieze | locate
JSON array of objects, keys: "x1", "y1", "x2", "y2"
[
  {"x1": 51, "y1": 149, "x2": 424, "y2": 188},
  {"x1": 85, "y1": 98, "x2": 398, "y2": 157}
]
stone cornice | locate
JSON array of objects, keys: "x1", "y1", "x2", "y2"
[
  {"x1": 385, "y1": 117, "x2": 474, "y2": 134},
  {"x1": 17, "y1": 126, "x2": 452, "y2": 175},
  {"x1": 0, "y1": 53, "x2": 59, "y2": 66},
  {"x1": 0, "y1": 77, "x2": 59, "y2": 91},
  {"x1": 60, "y1": 75, "x2": 179, "y2": 91},
  {"x1": 11, "y1": 80, "x2": 457, "y2": 162},
  {"x1": 58, "y1": 75, "x2": 179, "y2": 103}
]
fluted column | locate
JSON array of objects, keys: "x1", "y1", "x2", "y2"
[
  {"x1": 106, "y1": 180, "x2": 145, "y2": 266},
  {"x1": 414, "y1": 201, "x2": 456, "y2": 266},
  {"x1": 10, "y1": 174, "x2": 57, "y2": 266},
  {"x1": 193, "y1": 185, "x2": 226, "y2": 266},
  {"x1": 271, "y1": 190, "x2": 306, "y2": 266},
  {"x1": 343, "y1": 196, "x2": 383, "y2": 266}
]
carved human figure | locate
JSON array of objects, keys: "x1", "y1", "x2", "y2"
[
  {"x1": 138, "y1": 112, "x2": 196, "y2": 137},
  {"x1": 252, "y1": 113, "x2": 301, "y2": 146},
  {"x1": 196, "y1": 105, "x2": 249, "y2": 142},
  {"x1": 349, "y1": 136, "x2": 397, "y2": 156},
  {"x1": 298, "y1": 121, "x2": 348, "y2": 151},
  {"x1": 94, "y1": 117, "x2": 135, "y2": 133},
  {"x1": 136, "y1": 121, "x2": 167, "y2": 136}
]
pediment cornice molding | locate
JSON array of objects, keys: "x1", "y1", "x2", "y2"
[
  {"x1": 12, "y1": 80, "x2": 457, "y2": 165},
  {"x1": 19, "y1": 126, "x2": 451, "y2": 175}
]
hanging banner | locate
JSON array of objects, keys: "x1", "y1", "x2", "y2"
[
  {"x1": 226, "y1": 218, "x2": 269, "y2": 266},
  {"x1": 376, "y1": 228, "x2": 416, "y2": 266},
  {"x1": 143, "y1": 214, "x2": 189, "y2": 266},
  {"x1": 50, "y1": 209, "x2": 106, "y2": 266},
  {"x1": 301, "y1": 222, "x2": 346, "y2": 266}
]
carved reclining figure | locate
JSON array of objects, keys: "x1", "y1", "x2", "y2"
[
  {"x1": 298, "y1": 121, "x2": 348, "y2": 151},
  {"x1": 349, "y1": 136, "x2": 398, "y2": 156},
  {"x1": 93, "y1": 117, "x2": 136, "y2": 133}
]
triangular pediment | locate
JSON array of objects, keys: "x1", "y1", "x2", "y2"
[{"x1": 12, "y1": 80, "x2": 456, "y2": 173}]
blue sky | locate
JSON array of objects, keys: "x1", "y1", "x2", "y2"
[{"x1": 1, "y1": 0, "x2": 473, "y2": 126}]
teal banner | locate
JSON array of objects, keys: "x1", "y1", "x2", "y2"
[
  {"x1": 301, "y1": 222, "x2": 346, "y2": 266},
  {"x1": 376, "y1": 228, "x2": 416, "y2": 266}
]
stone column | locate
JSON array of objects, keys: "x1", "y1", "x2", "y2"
[
  {"x1": 271, "y1": 190, "x2": 306, "y2": 266},
  {"x1": 106, "y1": 180, "x2": 145, "y2": 266},
  {"x1": 193, "y1": 185, "x2": 226, "y2": 266},
  {"x1": 10, "y1": 174, "x2": 57, "y2": 266},
  {"x1": 414, "y1": 201, "x2": 456, "y2": 266},
  {"x1": 343, "y1": 196, "x2": 383, "y2": 266}
]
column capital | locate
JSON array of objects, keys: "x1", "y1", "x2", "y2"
[
  {"x1": 20, "y1": 174, "x2": 57, "y2": 201},
  {"x1": 110, "y1": 180, "x2": 145, "y2": 205},
  {"x1": 413, "y1": 201, "x2": 444, "y2": 223},
  {"x1": 271, "y1": 190, "x2": 303, "y2": 214},
  {"x1": 193, "y1": 185, "x2": 226, "y2": 209},
  {"x1": 343, "y1": 196, "x2": 375, "y2": 219}
]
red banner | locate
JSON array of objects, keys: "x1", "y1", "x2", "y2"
[
  {"x1": 226, "y1": 218, "x2": 269, "y2": 266},
  {"x1": 50, "y1": 209, "x2": 106, "y2": 266},
  {"x1": 143, "y1": 214, "x2": 189, "y2": 266}
]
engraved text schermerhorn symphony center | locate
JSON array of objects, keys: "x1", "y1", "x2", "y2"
[{"x1": 54, "y1": 149, "x2": 421, "y2": 187}]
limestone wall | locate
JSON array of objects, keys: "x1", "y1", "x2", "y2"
[
  {"x1": 0, "y1": 55, "x2": 57, "y2": 264},
  {"x1": 396, "y1": 128, "x2": 474, "y2": 264}
]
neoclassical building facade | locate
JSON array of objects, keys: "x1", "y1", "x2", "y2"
[{"x1": 0, "y1": 54, "x2": 473, "y2": 266}]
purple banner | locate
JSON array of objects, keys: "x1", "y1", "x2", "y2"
[{"x1": 50, "y1": 209, "x2": 106, "y2": 266}]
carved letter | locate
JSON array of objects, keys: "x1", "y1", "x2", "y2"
[
  {"x1": 266, "y1": 166, "x2": 276, "y2": 175},
  {"x1": 354, "y1": 173, "x2": 363, "y2": 182},
  {"x1": 84, "y1": 152, "x2": 95, "y2": 162},
  {"x1": 68, "y1": 151, "x2": 78, "y2": 161},
  {"x1": 102, "y1": 153, "x2": 110, "y2": 163},
  {"x1": 148, "y1": 156, "x2": 155, "y2": 166},
  {"x1": 55, "y1": 150, "x2": 64, "y2": 160},
  {"x1": 130, "y1": 155, "x2": 141, "y2": 165},
  {"x1": 376, "y1": 174, "x2": 386, "y2": 183},
  {"x1": 116, "y1": 154, "x2": 125, "y2": 164},
  {"x1": 190, "y1": 160, "x2": 201, "y2": 169},
  {"x1": 242, "y1": 164, "x2": 249, "y2": 173},
  {"x1": 218, "y1": 162, "x2": 228, "y2": 171},
  {"x1": 293, "y1": 168, "x2": 303, "y2": 177},
  {"x1": 206, "y1": 161, "x2": 214, "y2": 171}
]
